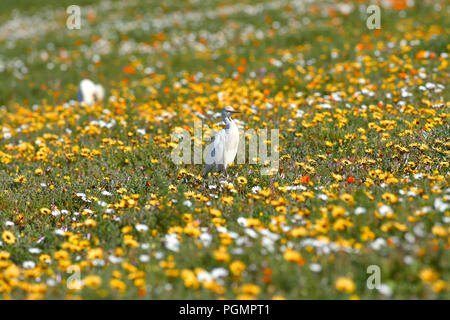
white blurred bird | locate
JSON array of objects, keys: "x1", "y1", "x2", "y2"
[
  {"x1": 76, "y1": 79, "x2": 104, "y2": 105},
  {"x1": 203, "y1": 106, "x2": 241, "y2": 178}
]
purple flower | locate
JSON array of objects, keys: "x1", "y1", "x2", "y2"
[{"x1": 269, "y1": 180, "x2": 275, "y2": 193}]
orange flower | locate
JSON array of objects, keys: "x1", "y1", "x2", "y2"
[
  {"x1": 388, "y1": 0, "x2": 407, "y2": 11},
  {"x1": 138, "y1": 287, "x2": 147, "y2": 297},
  {"x1": 355, "y1": 43, "x2": 364, "y2": 51},
  {"x1": 122, "y1": 65, "x2": 136, "y2": 75},
  {"x1": 416, "y1": 50, "x2": 427, "y2": 59},
  {"x1": 386, "y1": 238, "x2": 395, "y2": 247},
  {"x1": 237, "y1": 66, "x2": 246, "y2": 73},
  {"x1": 263, "y1": 269, "x2": 272, "y2": 284},
  {"x1": 156, "y1": 32, "x2": 166, "y2": 41},
  {"x1": 87, "y1": 12, "x2": 97, "y2": 22},
  {"x1": 300, "y1": 175, "x2": 310, "y2": 184}
]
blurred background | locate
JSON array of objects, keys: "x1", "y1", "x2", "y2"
[{"x1": 1, "y1": 0, "x2": 447, "y2": 107}]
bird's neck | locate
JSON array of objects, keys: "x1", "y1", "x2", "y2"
[
  {"x1": 225, "y1": 116, "x2": 237, "y2": 129},
  {"x1": 223, "y1": 115, "x2": 232, "y2": 126}
]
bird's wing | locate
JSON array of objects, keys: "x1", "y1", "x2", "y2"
[
  {"x1": 76, "y1": 87, "x2": 83, "y2": 102},
  {"x1": 203, "y1": 130, "x2": 226, "y2": 177},
  {"x1": 78, "y1": 79, "x2": 96, "y2": 105},
  {"x1": 206, "y1": 130, "x2": 225, "y2": 165}
]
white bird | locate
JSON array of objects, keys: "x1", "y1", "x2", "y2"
[
  {"x1": 76, "y1": 79, "x2": 104, "y2": 105},
  {"x1": 203, "y1": 106, "x2": 241, "y2": 178}
]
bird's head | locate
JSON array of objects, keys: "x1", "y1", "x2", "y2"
[{"x1": 222, "y1": 106, "x2": 241, "y2": 119}]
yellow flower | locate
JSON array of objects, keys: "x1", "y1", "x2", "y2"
[
  {"x1": 237, "y1": 176, "x2": 248, "y2": 185},
  {"x1": 34, "y1": 168, "x2": 44, "y2": 175},
  {"x1": 393, "y1": 222, "x2": 407, "y2": 232},
  {"x1": 134, "y1": 278, "x2": 146, "y2": 288},
  {"x1": 83, "y1": 275, "x2": 102, "y2": 289},
  {"x1": 202, "y1": 279, "x2": 225, "y2": 295},
  {"x1": 84, "y1": 219, "x2": 97, "y2": 227},
  {"x1": 183, "y1": 214, "x2": 193, "y2": 223},
  {"x1": 181, "y1": 269, "x2": 199, "y2": 289},
  {"x1": 431, "y1": 225, "x2": 447, "y2": 237},
  {"x1": 364, "y1": 177, "x2": 374, "y2": 187},
  {"x1": 335, "y1": 277, "x2": 356, "y2": 293},
  {"x1": 331, "y1": 172, "x2": 343, "y2": 182},
  {"x1": 360, "y1": 226, "x2": 375, "y2": 241},
  {"x1": 114, "y1": 248, "x2": 124, "y2": 257},
  {"x1": 314, "y1": 217, "x2": 330, "y2": 233},
  {"x1": 382, "y1": 193, "x2": 398, "y2": 204},
  {"x1": 283, "y1": 248, "x2": 303, "y2": 263},
  {"x1": 87, "y1": 248, "x2": 103, "y2": 260},
  {"x1": 275, "y1": 206, "x2": 287, "y2": 214},
  {"x1": 340, "y1": 193, "x2": 354, "y2": 205},
  {"x1": 213, "y1": 246, "x2": 230, "y2": 262},
  {"x1": 0, "y1": 250, "x2": 11, "y2": 260},
  {"x1": 39, "y1": 254, "x2": 51, "y2": 263},
  {"x1": 2, "y1": 230, "x2": 16, "y2": 245},
  {"x1": 241, "y1": 283, "x2": 261, "y2": 296},
  {"x1": 419, "y1": 268, "x2": 438, "y2": 284},
  {"x1": 4, "y1": 264, "x2": 20, "y2": 279},
  {"x1": 236, "y1": 294, "x2": 256, "y2": 300},
  {"x1": 333, "y1": 218, "x2": 353, "y2": 231},
  {"x1": 432, "y1": 280, "x2": 446, "y2": 293},
  {"x1": 110, "y1": 279, "x2": 126, "y2": 291},
  {"x1": 40, "y1": 208, "x2": 51, "y2": 215},
  {"x1": 124, "y1": 237, "x2": 139, "y2": 248},
  {"x1": 291, "y1": 226, "x2": 308, "y2": 237},
  {"x1": 331, "y1": 206, "x2": 346, "y2": 218},
  {"x1": 221, "y1": 196, "x2": 234, "y2": 205},
  {"x1": 112, "y1": 270, "x2": 122, "y2": 278},
  {"x1": 229, "y1": 260, "x2": 246, "y2": 276},
  {"x1": 121, "y1": 226, "x2": 133, "y2": 234},
  {"x1": 14, "y1": 175, "x2": 27, "y2": 183},
  {"x1": 212, "y1": 218, "x2": 226, "y2": 227},
  {"x1": 209, "y1": 208, "x2": 222, "y2": 217}
]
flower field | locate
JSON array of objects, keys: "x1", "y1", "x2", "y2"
[{"x1": 0, "y1": 0, "x2": 448, "y2": 299}]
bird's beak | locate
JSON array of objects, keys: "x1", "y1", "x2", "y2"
[{"x1": 229, "y1": 110, "x2": 241, "y2": 113}]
